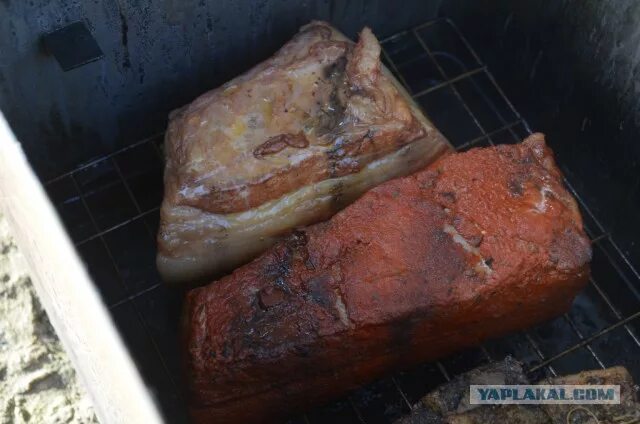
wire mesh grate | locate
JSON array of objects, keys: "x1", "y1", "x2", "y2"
[{"x1": 42, "y1": 17, "x2": 640, "y2": 424}]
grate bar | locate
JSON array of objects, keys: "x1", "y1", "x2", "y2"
[
  {"x1": 411, "y1": 19, "x2": 439, "y2": 34},
  {"x1": 58, "y1": 179, "x2": 122, "y2": 202},
  {"x1": 590, "y1": 232, "x2": 609, "y2": 244},
  {"x1": 75, "y1": 207, "x2": 159, "y2": 247},
  {"x1": 562, "y1": 314, "x2": 607, "y2": 369},
  {"x1": 380, "y1": 30, "x2": 409, "y2": 45},
  {"x1": 392, "y1": 51, "x2": 430, "y2": 70},
  {"x1": 597, "y1": 236, "x2": 640, "y2": 299},
  {"x1": 436, "y1": 361, "x2": 451, "y2": 381},
  {"x1": 598, "y1": 236, "x2": 640, "y2": 302},
  {"x1": 454, "y1": 119, "x2": 523, "y2": 151},
  {"x1": 529, "y1": 309, "x2": 640, "y2": 373},
  {"x1": 45, "y1": 131, "x2": 164, "y2": 186},
  {"x1": 524, "y1": 332, "x2": 557, "y2": 377},
  {"x1": 106, "y1": 151, "x2": 177, "y2": 387},
  {"x1": 412, "y1": 66, "x2": 486, "y2": 98},
  {"x1": 412, "y1": 28, "x2": 494, "y2": 146},
  {"x1": 108, "y1": 282, "x2": 162, "y2": 309},
  {"x1": 391, "y1": 376, "x2": 414, "y2": 410},
  {"x1": 479, "y1": 345, "x2": 493, "y2": 362},
  {"x1": 561, "y1": 178, "x2": 606, "y2": 236},
  {"x1": 347, "y1": 397, "x2": 367, "y2": 424},
  {"x1": 70, "y1": 174, "x2": 129, "y2": 294},
  {"x1": 608, "y1": 237, "x2": 640, "y2": 282},
  {"x1": 71, "y1": 175, "x2": 177, "y2": 389},
  {"x1": 589, "y1": 276, "x2": 640, "y2": 349},
  {"x1": 110, "y1": 156, "x2": 157, "y2": 240},
  {"x1": 381, "y1": 48, "x2": 411, "y2": 92},
  {"x1": 443, "y1": 18, "x2": 533, "y2": 134}
]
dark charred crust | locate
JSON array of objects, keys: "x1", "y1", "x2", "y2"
[
  {"x1": 274, "y1": 277, "x2": 292, "y2": 295},
  {"x1": 520, "y1": 150, "x2": 535, "y2": 164},
  {"x1": 287, "y1": 230, "x2": 309, "y2": 249},
  {"x1": 253, "y1": 133, "x2": 310, "y2": 158},
  {"x1": 312, "y1": 55, "x2": 348, "y2": 138},
  {"x1": 439, "y1": 191, "x2": 456, "y2": 203},
  {"x1": 323, "y1": 55, "x2": 347, "y2": 80},
  {"x1": 305, "y1": 274, "x2": 334, "y2": 309},
  {"x1": 258, "y1": 286, "x2": 287, "y2": 310},
  {"x1": 261, "y1": 230, "x2": 313, "y2": 299},
  {"x1": 264, "y1": 251, "x2": 292, "y2": 280},
  {"x1": 508, "y1": 178, "x2": 525, "y2": 197},
  {"x1": 262, "y1": 249, "x2": 295, "y2": 300}
]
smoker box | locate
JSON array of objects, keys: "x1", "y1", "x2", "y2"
[{"x1": 1, "y1": 1, "x2": 640, "y2": 423}]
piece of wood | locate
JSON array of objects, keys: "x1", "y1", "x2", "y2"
[{"x1": 0, "y1": 112, "x2": 164, "y2": 424}]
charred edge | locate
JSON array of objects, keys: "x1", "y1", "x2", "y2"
[
  {"x1": 323, "y1": 55, "x2": 347, "y2": 80},
  {"x1": 258, "y1": 286, "x2": 287, "y2": 310},
  {"x1": 315, "y1": 55, "x2": 348, "y2": 139},
  {"x1": 262, "y1": 230, "x2": 309, "y2": 292},
  {"x1": 508, "y1": 174, "x2": 527, "y2": 197},
  {"x1": 439, "y1": 191, "x2": 456, "y2": 203},
  {"x1": 484, "y1": 257, "x2": 494, "y2": 269},
  {"x1": 305, "y1": 274, "x2": 333, "y2": 309},
  {"x1": 263, "y1": 250, "x2": 293, "y2": 294},
  {"x1": 508, "y1": 179, "x2": 524, "y2": 197}
]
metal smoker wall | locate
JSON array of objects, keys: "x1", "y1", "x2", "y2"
[{"x1": 0, "y1": 0, "x2": 441, "y2": 181}]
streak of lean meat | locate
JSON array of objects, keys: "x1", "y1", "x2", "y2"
[{"x1": 0, "y1": 214, "x2": 97, "y2": 424}]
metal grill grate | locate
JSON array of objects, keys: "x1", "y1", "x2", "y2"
[{"x1": 43, "y1": 18, "x2": 640, "y2": 424}]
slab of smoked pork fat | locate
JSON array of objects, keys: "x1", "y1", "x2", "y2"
[
  {"x1": 183, "y1": 134, "x2": 591, "y2": 423},
  {"x1": 157, "y1": 21, "x2": 451, "y2": 285}
]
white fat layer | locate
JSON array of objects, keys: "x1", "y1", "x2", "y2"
[
  {"x1": 534, "y1": 185, "x2": 555, "y2": 213},
  {"x1": 178, "y1": 184, "x2": 209, "y2": 199},
  {"x1": 443, "y1": 224, "x2": 493, "y2": 275},
  {"x1": 334, "y1": 291, "x2": 350, "y2": 327}
]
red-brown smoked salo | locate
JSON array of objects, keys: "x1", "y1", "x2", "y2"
[{"x1": 183, "y1": 133, "x2": 591, "y2": 424}]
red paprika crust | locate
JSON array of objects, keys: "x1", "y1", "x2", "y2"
[{"x1": 183, "y1": 134, "x2": 591, "y2": 423}]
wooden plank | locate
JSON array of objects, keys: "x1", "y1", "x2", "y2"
[{"x1": 0, "y1": 112, "x2": 164, "y2": 424}]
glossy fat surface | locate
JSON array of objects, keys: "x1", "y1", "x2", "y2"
[
  {"x1": 158, "y1": 21, "x2": 450, "y2": 285},
  {"x1": 163, "y1": 21, "x2": 426, "y2": 215},
  {"x1": 183, "y1": 135, "x2": 592, "y2": 423}
]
